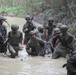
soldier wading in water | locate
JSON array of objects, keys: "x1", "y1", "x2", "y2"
[
  {"x1": 26, "y1": 30, "x2": 46, "y2": 56},
  {"x1": 52, "y1": 25, "x2": 76, "y2": 59},
  {"x1": 8, "y1": 24, "x2": 23, "y2": 58}
]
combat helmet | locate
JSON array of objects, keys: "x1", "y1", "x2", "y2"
[
  {"x1": 38, "y1": 26, "x2": 44, "y2": 33},
  {"x1": 25, "y1": 15, "x2": 31, "y2": 20},
  {"x1": 0, "y1": 16, "x2": 6, "y2": 21},
  {"x1": 48, "y1": 17, "x2": 54, "y2": 22},
  {"x1": 11, "y1": 24, "x2": 19, "y2": 30},
  {"x1": 29, "y1": 30, "x2": 36, "y2": 36},
  {"x1": 60, "y1": 25, "x2": 68, "y2": 32},
  {"x1": 54, "y1": 28, "x2": 60, "y2": 34}
]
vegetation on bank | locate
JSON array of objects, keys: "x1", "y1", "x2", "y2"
[{"x1": 0, "y1": 0, "x2": 76, "y2": 35}]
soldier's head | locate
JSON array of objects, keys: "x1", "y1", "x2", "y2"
[
  {"x1": 38, "y1": 26, "x2": 44, "y2": 33},
  {"x1": 29, "y1": 31, "x2": 36, "y2": 39},
  {"x1": 25, "y1": 15, "x2": 31, "y2": 23},
  {"x1": 44, "y1": 25, "x2": 49, "y2": 33},
  {"x1": 11, "y1": 24, "x2": 19, "y2": 32},
  {"x1": 60, "y1": 25, "x2": 68, "y2": 34},
  {"x1": 53, "y1": 28, "x2": 60, "y2": 36},
  {"x1": 48, "y1": 17, "x2": 54, "y2": 25},
  {"x1": 0, "y1": 16, "x2": 6, "y2": 25}
]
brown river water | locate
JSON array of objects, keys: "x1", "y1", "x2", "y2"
[{"x1": 0, "y1": 17, "x2": 67, "y2": 75}]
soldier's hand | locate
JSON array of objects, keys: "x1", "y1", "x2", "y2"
[
  {"x1": 24, "y1": 28, "x2": 28, "y2": 32},
  {"x1": 25, "y1": 28, "x2": 28, "y2": 31},
  {"x1": 4, "y1": 41, "x2": 6, "y2": 44}
]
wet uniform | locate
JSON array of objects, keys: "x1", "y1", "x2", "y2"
[
  {"x1": 26, "y1": 37, "x2": 45, "y2": 56},
  {"x1": 52, "y1": 32, "x2": 74, "y2": 59},
  {"x1": 8, "y1": 30, "x2": 23, "y2": 58}
]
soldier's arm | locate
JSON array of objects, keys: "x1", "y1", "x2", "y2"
[
  {"x1": 19, "y1": 32, "x2": 23, "y2": 44},
  {"x1": 69, "y1": 33, "x2": 76, "y2": 42},
  {"x1": 54, "y1": 39, "x2": 59, "y2": 48},
  {"x1": 8, "y1": 31, "x2": 11, "y2": 39},
  {"x1": 4, "y1": 26, "x2": 7, "y2": 40},
  {"x1": 38, "y1": 38, "x2": 46, "y2": 47},
  {"x1": 0, "y1": 33, "x2": 5, "y2": 42},
  {"x1": 26, "y1": 41, "x2": 31, "y2": 54},
  {"x1": 22, "y1": 24, "x2": 28, "y2": 33}
]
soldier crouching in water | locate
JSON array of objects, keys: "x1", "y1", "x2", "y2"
[
  {"x1": 26, "y1": 30, "x2": 46, "y2": 56},
  {"x1": 8, "y1": 24, "x2": 23, "y2": 58},
  {"x1": 52, "y1": 25, "x2": 76, "y2": 59}
]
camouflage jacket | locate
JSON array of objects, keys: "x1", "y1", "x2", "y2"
[
  {"x1": 26, "y1": 37, "x2": 45, "y2": 55},
  {"x1": 8, "y1": 30, "x2": 23, "y2": 46},
  {"x1": 23, "y1": 22, "x2": 36, "y2": 36}
]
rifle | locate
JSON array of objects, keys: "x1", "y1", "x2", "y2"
[
  {"x1": 4, "y1": 20, "x2": 10, "y2": 27},
  {"x1": 3, "y1": 38, "x2": 10, "y2": 53}
]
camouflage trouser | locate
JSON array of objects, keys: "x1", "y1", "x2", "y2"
[
  {"x1": 8, "y1": 44, "x2": 20, "y2": 58},
  {"x1": 52, "y1": 50, "x2": 67, "y2": 59}
]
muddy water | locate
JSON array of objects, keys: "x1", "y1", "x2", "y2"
[{"x1": 0, "y1": 17, "x2": 67, "y2": 75}]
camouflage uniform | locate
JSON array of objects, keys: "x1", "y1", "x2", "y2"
[
  {"x1": 26, "y1": 31, "x2": 45, "y2": 56},
  {"x1": 52, "y1": 25, "x2": 74, "y2": 59},
  {"x1": 66, "y1": 51, "x2": 76, "y2": 75},
  {"x1": 44, "y1": 17, "x2": 55, "y2": 41},
  {"x1": 8, "y1": 24, "x2": 23, "y2": 58},
  {"x1": 44, "y1": 17, "x2": 55, "y2": 37},
  {"x1": 23, "y1": 15, "x2": 36, "y2": 44},
  {"x1": 37, "y1": 26, "x2": 44, "y2": 38},
  {"x1": 52, "y1": 28, "x2": 60, "y2": 47},
  {"x1": 0, "y1": 33, "x2": 5, "y2": 52},
  {"x1": 0, "y1": 16, "x2": 7, "y2": 53}
]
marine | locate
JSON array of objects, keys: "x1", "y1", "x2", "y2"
[
  {"x1": 0, "y1": 16, "x2": 7, "y2": 53},
  {"x1": 44, "y1": 17, "x2": 55, "y2": 37},
  {"x1": 22, "y1": 15, "x2": 36, "y2": 44},
  {"x1": 8, "y1": 24, "x2": 23, "y2": 58},
  {"x1": 26, "y1": 30, "x2": 45, "y2": 56},
  {"x1": 52, "y1": 25, "x2": 76, "y2": 59}
]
